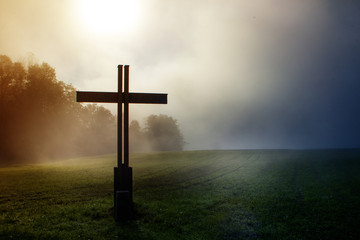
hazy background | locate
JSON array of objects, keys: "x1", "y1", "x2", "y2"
[{"x1": 1, "y1": 0, "x2": 359, "y2": 150}]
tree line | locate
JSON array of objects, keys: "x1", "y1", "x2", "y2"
[
  {"x1": 130, "y1": 114, "x2": 184, "y2": 152},
  {"x1": 0, "y1": 55, "x2": 184, "y2": 164}
]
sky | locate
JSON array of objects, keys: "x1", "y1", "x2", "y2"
[{"x1": 1, "y1": 0, "x2": 359, "y2": 150}]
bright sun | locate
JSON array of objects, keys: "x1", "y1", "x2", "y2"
[{"x1": 77, "y1": 0, "x2": 140, "y2": 35}]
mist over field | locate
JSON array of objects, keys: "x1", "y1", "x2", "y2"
[
  {"x1": 1, "y1": 0, "x2": 359, "y2": 150},
  {"x1": 0, "y1": 56, "x2": 185, "y2": 163}
]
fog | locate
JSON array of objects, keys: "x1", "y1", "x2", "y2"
[{"x1": 1, "y1": 0, "x2": 359, "y2": 150}]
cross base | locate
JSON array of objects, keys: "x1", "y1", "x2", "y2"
[{"x1": 114, "y1": 166, "x2": 133, "y2": 220}]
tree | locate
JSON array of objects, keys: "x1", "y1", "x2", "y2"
[
  {"x1": 129, "y1": 115, "x2": 185, "y2": 152},
  {"x1": 0, "y1": 55, "x2": 27, "y2": 163},
  {"x1": 77, "y1": 104, "x2": 116, "y2": 155},
  {"x1": 0, "y1": 55, "x2": 117, "y2": 164},
  {"x1": 129, "y1": 120, "x2": 148, "y2": 152},
  {"x1": 144, "y1": 114, "x2": 184, "y2": 151}
]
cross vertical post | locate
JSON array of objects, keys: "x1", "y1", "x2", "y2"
[
  {"x1": 124, "y1": 65, "x2": 129, "y2": 167},
  {"x1": 117, "y1": 65, "x2": 123, "y2": 167}
]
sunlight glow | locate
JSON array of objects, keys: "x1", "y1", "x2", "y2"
[{"x1": 77, "y1": 0, "x2": 140, "y2": 35}]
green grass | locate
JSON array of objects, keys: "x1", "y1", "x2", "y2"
[{"x1": 0, "y1": 150, "x2": 359, "y2": 239}]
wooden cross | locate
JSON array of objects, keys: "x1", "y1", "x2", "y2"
[{"x1": 76, "y1": 65, "x2": 167, "y2": 219}]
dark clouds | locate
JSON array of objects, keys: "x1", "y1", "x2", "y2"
[{"x1": 0, "y1": 0, "x2": 359, "y2": 149}]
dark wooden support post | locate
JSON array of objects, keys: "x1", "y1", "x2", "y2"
[
  {"x1": 117, "y1": 65, "x2": 123, "y2": 166},
  {"x1": 124, "y1": 65, "x2": 130, "y2": 167},
  {"x1": 114, "y1": 65, "x2": 132, "y2": 220},
  {"x1": 114, "y1": 165, "x2": 132, "y2": 221},
  {"x1": 114, "y1": 64, "x2": 131, "y2": 221}
]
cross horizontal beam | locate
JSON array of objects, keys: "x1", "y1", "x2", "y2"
[
  {"x1": 76, "y1": 91, "x2": 167, "y2": 104},
  {"x1": 76, "y1": 91, "x2": 118, "y2": 103}
]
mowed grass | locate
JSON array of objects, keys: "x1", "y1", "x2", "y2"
[{"x1": 0, "y1": 150, "x2": 359, "y2": 239}]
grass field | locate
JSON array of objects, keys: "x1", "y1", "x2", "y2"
[{"x1": 0, "y1": 150, "x2": 359, "y2": 239}]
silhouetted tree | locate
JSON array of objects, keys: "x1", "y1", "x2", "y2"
[
  {"x1": 129, "y1": 115, "x2": 185, "y2": 152},
  {"x1": 0, "y1": 55, "x2": 28, "y2": 163},
  {"x1": 0, "y1": 55, "x2": 116, "y2": 164},
  {"x1": 78, "y1": 104, "x2": 116, "y2": 155},
  {"x1": 144, "y1": 114, "x2": 184, "y2": 151},
  {"x1": 129, "y1": 120, "x2": 148, "y2": 152}
]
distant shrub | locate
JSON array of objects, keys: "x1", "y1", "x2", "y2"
[{"x1": 130, "y1": 114, "x2": 185, "y2": 152}]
